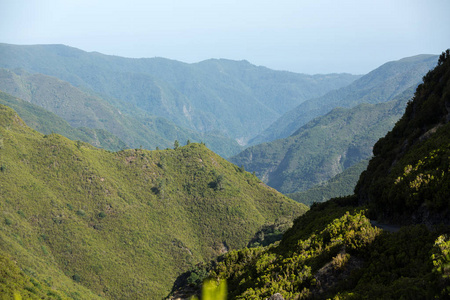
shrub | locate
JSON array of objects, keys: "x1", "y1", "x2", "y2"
[
  {"x1": 72, "y1": 274, "x2": 81, "y2": 282},
  {"x1": 76, "y1": 210, "x2": 85, "y2": 217}
]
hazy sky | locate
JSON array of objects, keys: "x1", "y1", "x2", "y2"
[{"x1": 1, "y1": 0, "x2": 449, "y2": 74}]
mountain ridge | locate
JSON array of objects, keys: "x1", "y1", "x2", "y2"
[
  {"x1": 0, "y1": 43, "x2": 360, "y2": 144},
  {"x1": 231, "y1": 89, "x2": 414, "y2": 194},
  {"x1": 249, "y1": 54, "x2": 438, "y2": 145},
  {"x1": 0, "y1": 68, "x2": 244, "y2": 157}
]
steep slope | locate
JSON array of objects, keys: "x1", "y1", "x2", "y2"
[
  {"x1": 0, "y1": 89, "x2": 127, "y2": 151},
  {"x1": 0, "y1": 68, "x2": 242, "y2": 157},
  {"x1": 180, "y1": 51, "x2": 450, "y2": 300},
  {"x1": 231, "y1": 91, "x2": 411, "y2": 194},
  {"x1": 0, "y1": 104, "x2": 307, "y2": 299},
  {"x1": 205, "y1": 199, "x2": 446, "y2": 299},
  {"x1": 250, "y1": 54, "x2": 438, "y2": 145},
  {"x1": 288, "y1": 159, "x2": 369, "y2": 206},
  {"x1": 356, "y1": 49, "x2": 450, "y2": 224},
  {"x1": 0, "y1": 43, "x2": 359, "y2": 143}
]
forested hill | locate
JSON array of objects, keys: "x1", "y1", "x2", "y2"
[
  {"x1": 356, "y1": 49, "x2": 450, "y2": 224},
  {"x1": 230, "y1": 88, "x2": 413, "y2": 195},
  {"x1": 0, "y1": 68, "x2": 243, "y2": 158},
  {"x1": 177, "y1": 50, "x2": 450, "y2": 299},
  {"x1": 0, "y1": 43, "x2": 359, "y2": 145},
  {"x1": 250, "y1": 54, "x2": 438, "y2": 145},
  {"x1": 0, "y1": 104, "x2": 306, "y2": 299},
  {"x1": 0, "y1": 89, "x2": 127, "y2": 151}
]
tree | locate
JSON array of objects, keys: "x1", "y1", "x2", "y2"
[
  {"x1": 215, "y1": 174, "x2": 224, "y2": 190},
  {"x1": 174, "y1": 140, "x2": 179, "y2": 150}
]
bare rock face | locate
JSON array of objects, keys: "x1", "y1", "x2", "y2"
[{"x1": 267, "y1": 293, "x2": 285, "y2": 300}]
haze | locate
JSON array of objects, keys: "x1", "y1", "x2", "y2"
[{"x1": 1, "y1": 0, "x2": 449, "y2": 74}]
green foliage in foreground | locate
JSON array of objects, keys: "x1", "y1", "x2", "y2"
[
  {"x1": 190, "y1": 279, "x2": 227, "y2": 300},
  {"x1": 0, "y1": 104, "x2": 306, "y2": 299},
  {"x1": 204, "y1": 200, "x2": 449, "y2": 299}
]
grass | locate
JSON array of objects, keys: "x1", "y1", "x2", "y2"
[{"x1": 0, "y1": 103, "x2": 306, "y2": 298}]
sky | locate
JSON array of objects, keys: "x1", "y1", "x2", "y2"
[{"x1": 1, "y1": 0, "x2": 449, "y2": 74}]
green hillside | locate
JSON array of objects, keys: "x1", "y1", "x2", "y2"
[
  {"x1": 250, "y1": 54, "x2": 438, "y2": 145},
  {"x1": 231, "y1": 92, "x2": 410, "y2": 194},
  {"x1": 288, "y1": 159, "x2": 369, "y2": 206},
  {"x1": 0, "y1": 43, "x2": 359, "y2": 144},
  {"x1": 356, "y1": 49, "x2": 450, "y2": 224},
  {"x1": 178, "y1": 50, "x2": 450, "y2": 300},
  {"x1": 0, "y1": 68, "x2": 243, "y2": 158},
  {"x1": 0, "y1": 104, "x2": 306, "y2": 299},
  {"x1": 0, "y1": 90, "x2": 127, "y2": 151}
]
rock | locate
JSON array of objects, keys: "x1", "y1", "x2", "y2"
[{"x1": 267, "y1": 293, "x2": 284, "y2": 300}]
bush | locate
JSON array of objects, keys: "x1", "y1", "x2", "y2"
[
  {"x1": 72, "y1": 274, "x2": 81, "y2": 282},
  {"x1": 76, "y1": 210, "x2": 85, "y2": 217}
]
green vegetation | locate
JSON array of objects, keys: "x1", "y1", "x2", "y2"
[
  {"x1": 183, "y1": 199, "x2": 448, "y2": 299},
  {"x1": 232, "y1": 94, "x2": 409, "y2": 194},
  {"x1": 0, "y1": 43, "x2": 359, "y2": 146},
  {"x1": 0, "y1": 68, "x2": 242, "y2": 158},
  {"x1": 250, "y1": 54, "x2": 438, "y2": 145},
  {"x1": 0, "y1": 253, "x2": 70, "y2": 299},
  {"x1": 357, "y1": 49, "x2": 450, "y2": 224},
  {"x1": 0, "y1": 90, "x2": 127, "y2": 151},
  {"x1": 0, "y1": 104, "x2": 306, "y2": 298},
  {"x1": 191, "y1": 279, "x2": 227, "y2": 300},
  {"x1": 173, "y1": 50, "x2": 450, "y2": 299},
  {"x1": 288, "y1": 159, "x2": 369, "y2": 206}
]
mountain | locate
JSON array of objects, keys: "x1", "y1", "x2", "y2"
[
  {"x1": 0, "y1": 68, "x2": 243, "y2": 158},
  {"x1": 231, "y1": 89, "x2": 413, "y2": 194},
  {"x1": 250, "y1": 54, "x2": 438, "y2": 145},
  {"x1": 0, "y1": 89, "x2": 127, "y2": 151},
  {"x1": 0, "y1": 104, "x2": 307, "y2": 299},
  {"x1": 287, "y1": 159, "x2": 369, "y2": 206},
  {"x1": 0, "y1": 43, "x2": 360, "y2": 144},
  {"x1": 356, "y1": 49, "x2": 450, "y2": 225},
  {"x1": 177, "y1": 50, "x2": 450, "y2": 300}
]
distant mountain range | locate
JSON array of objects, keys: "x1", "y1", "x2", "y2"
[
  {"x1": 0, "y1": 68, "x2": 244, "y2": 157},
  {"x1": 231, "y1": 90, "x2": 414, "y2": 194},
  {"x1": 287, "y1": 159, "x2": 369, "y2": 206},
  {"x1": 231, "y1": 55, "x2": 438, "y2": 197},
  {"x1": 0, "y1": 90, "x2": 127, "y2": 151},
  {"x1": 249, "y1": 54, "x2": 438, "y2": 145},
  {"x1": 0, "y1": 43, "x2": 359, "y2": 148}
]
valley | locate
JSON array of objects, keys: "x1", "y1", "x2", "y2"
[{"x1": 0, "y1": 43, "x2": 448, "y2": 299}]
